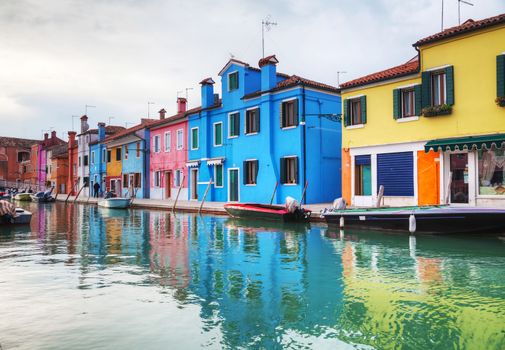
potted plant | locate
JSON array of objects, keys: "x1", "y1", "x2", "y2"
[
  {"x1": 422, "y1": 104, "x2": 453, "y2": 117},
  {"x1": 496, "y1": 96, "x2": 505, "y2": 107}
]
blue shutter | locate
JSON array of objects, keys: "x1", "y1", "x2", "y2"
[{"x1": 377, "y1": 152, "x2": 414, "y2": 196}]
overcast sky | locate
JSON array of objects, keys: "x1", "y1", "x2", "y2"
[{"x1": 1, "y1": 0, "x2": 504, "y2": 140}]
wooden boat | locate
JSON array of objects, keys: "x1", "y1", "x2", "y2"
[
  {"x1": 0, "y1": 208, "x2": 32, "y2": 225},
  {"x1": 321, "y1": 205, "x2": 505, "y2": 234},
  {"x1": 97, "y1": 197, "x2": 132, "y2": 209},
  {"x1": 224, "y1": 203, "x2": 311, "y2": 222},
  {"x1": 14, "y1": 193, "x2": 31, "y2": 202}
]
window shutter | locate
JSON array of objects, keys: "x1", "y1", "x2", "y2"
[
  {"x1": 235, "y1": 113, "x2": 240, "y2": 135},
  {"x1": 393, "y1": 89, "x2": 400, "y2": 119},
  {"x1": 360, "y1": 96, "x2": 367, "y2": 124},
  {"x1": 243, "y1": 161, "x2": 247, "y2": 184},
  {"x1": 414, "y1": 84, "x2": 422, "y2": 116},
  {"x1": 343, "y1": 99, "x2": 350, "y2": 126},
  {"x1": 255, "y1": 109, "x2": 260, "y2": 133},
  {"x1": 497, "y1": 55, "x2": 505, "y2": 97},
  {"x1": 294, "y1": 99, "x2": 299, "y2": 125},
  {"x1": 294, "y1": 157, "x2": 299, "y2": 184},
  {"x1": 445, "y1": 66, "x2": 454, "y2": 105},
  {"x1": 280, "y1": 102, "x2": 285, "y2": 128},
  {"x1": 254, "y1": 160, "x2": 259, "y2": 183},
  {"x1": 280, "y1": 158, "x2": 286, "y2": 184},
  {"x1": 421, "y1": 71, "x2": 431, "y2": 108}
]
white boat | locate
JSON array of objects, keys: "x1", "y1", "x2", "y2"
[{"x1": 97, "y1": 197, "x2": 132, "y2": 209}]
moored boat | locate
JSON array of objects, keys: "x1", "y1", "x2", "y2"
[
  {"x1": 30, "y1": 189, "x2": 55, "y2": 203},
  {"x1": 97, "y1": 197, "x2": 132, "y2": 209},
  {"x1": 0, "y1": 201, "x2": 32, "y2": 225},
  {"x1": 14, "y1": 193, "x2": 32, "y2": 202},
  {"x1": 224, "y1": 197, "x2": 311, "y2": 222},
  {"x1": 321, "y1": 205, "x2": 505, "y2": 234}
]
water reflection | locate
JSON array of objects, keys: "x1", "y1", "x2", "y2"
[{"x1": 0, "y1": 203, "x2": 504, "y2": 350}]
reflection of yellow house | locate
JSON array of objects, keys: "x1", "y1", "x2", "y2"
[
  {"x1": 105, "y1": 146, "x2": 122, "y2": 192},
  {"x1": 341, "y1": 13, "x2": 505, "y2": 208}
]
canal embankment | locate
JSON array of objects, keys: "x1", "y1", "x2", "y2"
[{"x1": 54, "y1": 194, "x2": 329, "y2": 222}]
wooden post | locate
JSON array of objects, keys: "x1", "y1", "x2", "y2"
[
  {"x1": 199, "y1": 179, "x2": 213, "y2": 214},
  {"x1": 375, "y1": 185, "x2": 384, "y2": 208},
  {"x1": 269, "y1": 181, "x2": 278, "y2": 205},
  {"x1": 65, "y1": 180, "x2": 78, "y2": 203},
  {"x1": 445, "y1": 171, "x2": 452, "y2": 205},
  {"x1": 299, "y1": 181, "x2": 309, "y2": 206},
  {"x1": 73, "y1": 185, "x2": 86, "y2": 203},
  {"x1": 172, "y1": 174, "x2": 185, "y2": 212}
]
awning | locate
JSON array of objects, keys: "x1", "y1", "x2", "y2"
[
  {"x1": 207, "y1": 158, "x2": 224, "y2": 166},
  {"x1": 186, "y1": 161, "x2": 200, "y2": 168},
  {"x1": 424, "y1": 134, "x2": 505, "y2": 152}
]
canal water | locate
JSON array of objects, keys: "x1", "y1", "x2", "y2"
[{"x1": 0, "y1": 203, "x2": 504, "y2": 350}]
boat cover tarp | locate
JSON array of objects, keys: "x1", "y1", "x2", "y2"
[
  {"x1": 424, "y1": 133, "x2": 505, "y2": 152},
  {"x1": 0, "y1": 200, "x2": 16, "y2": 217}
]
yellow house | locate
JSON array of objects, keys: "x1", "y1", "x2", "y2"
[
  {"x1": 341, "y1": 13, "x2": 505, "y2": 208},
  {"x1": 105, "y1": 146, "x2": 122, "y2": 194}
]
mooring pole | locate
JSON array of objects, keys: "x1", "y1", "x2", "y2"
[
  {"x1": 172, "y1": 174, "x2": 185, "y2": 212},
  {"x1": 199, "y1": 179, "x2": 213, "y2": 214},
  {"x1": 73, "y1": 185, "x2": 85, "y2": 203},
  {"x1": 269, "y1": 181, "x2": 278, "y2": 205},
  {"x1": 65, "y1": 180, "x2": 78, "y2": 203},
  {"x1": 299, "y1": 181, "x2": 309, "y2": 207}
]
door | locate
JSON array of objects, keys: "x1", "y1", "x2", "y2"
[
  {"x1": 165, "y1": 171, "x2": 172, "y2": 199},
  {"x1": 450, "y1": 153, "x2": 469, "y2": 204},
  {"x1": 190, "y1": 169, "x2": 198, "y2": 200},
  {"x1": 228, "y1": 168, "x2": 239, "y2": 202},
  {"x1": 115, "y1": 180, "x2": 122, "y2": 197}
]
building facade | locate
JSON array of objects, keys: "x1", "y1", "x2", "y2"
[
  {"x1": 340, "y1": 13, "x2": 505, "y2": 207},
  {"x1": 187, "y1": 55, "x2": 342, "y2": 204},
  {"x1": 0, "y1": 136, "x2": 39, "y2": 187},
  {"x1": 89, "y1": 123, "x2": 108, "y2": 196},
  {"x1": 46, "y1": 144, "x2": 68, "y2": 193}
]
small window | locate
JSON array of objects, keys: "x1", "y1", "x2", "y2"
[
  {"x1": 214, "y1": 123, "x2": 223, "y2": 146},
  {"x1": 191, "y1": 128, "x2": 199, "y2": 150},
  {"x1": 136, "y1": 141, "x2": 141, "y2": 158},
  {"x1": 123, "y1": 173, "x2": 128, "y2": 187},
  {"x1": 228, "y1": 71, "x2": 239, "y2": 91},
  {"x1": 91, "y1": 151, "x2": 95, "y2": 164},
  {"x1": 280, "y1": 157, "x2": 298, "y2": 184},
  {"x1": 134, "y1": 173, "x2": 141, "y2": 188},
  {"x1": 84, "y1": 155, "x2": 89, "y2": 166},
  {"x1": 350, "y1": 98, "x2": 363, "y2": 125},
  {"x1": 124, "y1": 146, "x2": 129, "y2": 160},
  {"x1": 401, "y1": 89, "x2": 415, "y2": 118},
  {"x1": 281, "y1": 99, "x2": 298, "y2": 128},
  {"x1": 107, "y1": 150, "x2": 111, "y2": 163},
  {"x1": 153, "y1": 135, "x2": 160, "y2": 153},
  {"x1": 177, "y1": 129, "x2": 184, "y2": 150},
  {"x1": 431, "y1": 71, "x2": 446, "y2": 106},
  {"x1": 164, "y1": 132, "x2": 171, "y2": 152},
  {"x1": 244, "y1": 160, "x2": 258, "y2": 185},
  {"x1": 229, "y1": 112, "x2": 240, "y2": 137},
  {"x1": 115, "y1": 148, "x2": 121, "y2": 161},
  {"x1": 154, "y1": 171, "x2": 161, "y2": 187},
  {"x1": 102, "y1": 148, "x2": 106, "y2": 163},
  {"x1": 355, "y1": 155, "x2": 372, "y2": 196},
  {"x1": 246, "y1": 108, "x2": 260, "y2": 134},
  {"x1": 174, "y1": 169, "x2": 182, "y2": 187},
  {"x1": 214, "y1": 164, "x2": 223, "y2": 187}
]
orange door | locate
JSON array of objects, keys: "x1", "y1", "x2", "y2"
[{"x1": 417, "y1": 150, "x2": 440, "y2": 206}]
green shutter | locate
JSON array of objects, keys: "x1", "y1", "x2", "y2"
[
  {"x1": 414, "y1": 84, "x2": 422, "y2": 116},
  {"x1": 215, "y1": 124, "x2": 222, "y2": 145},
  {"x1": 293, "y1": 157, "x2": 299, "y2": 184},
  {"x1": 497, "y1": 55, "x2": 505, "y2": 97},
  {"x1": 343, "y1": 99, "x2": 350, "y2": 126},
  {"x1": 255, "y1": 109, "x2": 260, "y2": 133},
  {"x1": 215, "y1": 165, "x2": 223, "y2": 187},
  {"x1": 192, "y1": 129, "x2": 198, "y2": 149},
  {"x1": 421, "y1": 71, "x2": 432, "y2": 108},
  {"x1": 280, "y1": 158, "x2": 286, "y2": 184},
  {"x1": 294, "y1": 99, "x2": 299, "y2": 125},
  {"x1": 393, "y1": 89, "x2": 401, "y2": 119},
  {"x1": 235, "y1": 113, "x2": 240, "y2": 136},
  {"x1": 360, "y1": 96, "x2": 367, "y2": 124},
  {"x1": 445, "y1": 66, "x2": 455, "y2": 105}
]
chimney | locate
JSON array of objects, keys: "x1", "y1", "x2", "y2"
[
  {"x1": 44, "y1": 133, "x2": 49, "y2": 141},
  {"x1": 259, "y1": 55, "x2": 279, "y2": 91},
  {"x1": 51, "y1": 131, "x2": 57, "y2": 140},
  {"x1": 200, "y1": 77, "x2": 215, "y2": 109},
  {"x1": 97, "y1": 122, "x2": 106, "y2": 141},
  {"x1": 177, "y1": 97, "x2": 187, "y2": 114},
  {"x1": 80, "y1": 115, "x2": 89, "y2": 133},
  {"x1": 158, "y1": 109, "x2": 166, "y2": 120},
  {"x1": 68, "y1": 131, "x2": 76, "y2": 149}
]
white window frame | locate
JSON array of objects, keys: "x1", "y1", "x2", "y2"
[
  {"x1": 190, "y1": 127, "x2": 199, "y2": 150},
  {"x1": 102, "y1": 148, "x2": 106, "y2": 163},
  {"x1": 214, "y1": 164, "x2": 224, "y2": 188},
  {"x1": 244, "y1": 159, "x2": 258, "y2": 186},
  {"x1": 153, "y1": 135, "x2": 161, "y2": 153},
  {"x1": 176, "y1": 129, "x2": 184, "y2": 150},
  {"x1": 283, "y1": 155, "x2": 298, "y2": 186},
  {"x1": 227, "y1": 70, "x2": 239, "y2": 91},
  {"x1": 213, "y1": 122, "x2": 223, "y2": 147},
  {"x1": 227, "y1": 167, "x2": 240, "y2": 202},
  {"x1": 228, "y1": 111, "x2": 239, "y2": 139},
  {"x1": 164, "y1": 131, "x2": 171, "y2": 152},
  {"x1": 281, "y1": 98, "x2": 298, "y2": 129}
]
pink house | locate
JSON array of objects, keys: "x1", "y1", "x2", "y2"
[{"x1": 149, "y1": 98, "x2": 198, "y2": 200}]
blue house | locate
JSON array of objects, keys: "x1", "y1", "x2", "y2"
[
  {"x1": 89, "y1": 122, "x2": 107, "y2": 196},
  {"x1": 186, "y1": 55, "x2": 342, "y2": 204}
]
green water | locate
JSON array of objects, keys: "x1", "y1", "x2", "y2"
[{"x1": 0, "y1": 203, "x2": 504, "y2": 350}]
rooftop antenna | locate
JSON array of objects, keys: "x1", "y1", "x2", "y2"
[
  {"x1": 85, "y1": 104, "x2": 96, "y2": 116},
  {"x1": 125, "y1": 122, "x2": 135, "y2": 128},
  {"x1": 337, "y1": 71, "x2": 347, "y2": 88},
  {"x1": 108, "y1": 116, "x2": 114, "y2": 125},
  {"x1": 441, "y1": 0, "x2": 444, "y2": 31},
  {"x1": 147, "y1": 101, "x2": 155, "y2": 118},
  {"x1": 458, "y1": 0, "x2": 474, "y2": 25},
  {"x1": 262, "y1": 16, "x2": 277, "y2": 58},
  {"x1": 185, "y1": 87, "x2": 193, "y2": 100},
  {"x1": 71, "y1": 115, "x2": 79, "y2": 131}
]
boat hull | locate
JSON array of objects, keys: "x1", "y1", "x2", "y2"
[
  {"x1": 97, "y1": 198, "x2": 132, "y2": 209},
  {"x1": 322, "y1": 207, "x2": 505, "y2": 234},
  {"x1": 14, "y1": 194, "x2": 31, "y2": 202},
  {"x1": 30, "y1": 196, "x2": 55, "y2": 203},
  {"x1": 224, "y1": 203, "x2": 311, "y2": 222},
  {"x1": 0, "y1": 209, "x2": 32, "y2": 225}
]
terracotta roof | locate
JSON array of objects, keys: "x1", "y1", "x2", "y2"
[
  {"x1": 77, "y1": 125, "x2": 125, "y2": 136},
  {"x1": 200, "y1": 77, "x2": 215, "y2": 85},
  {"x1": 258, "y1": 55, "x2": 279, "y2": 68},
  {"x1": 0, "y1": 136, "x2": 41, "y2": 149},
  {"x1": 339, "y1": 57, "x2": 419, "y2": 90},
  {"x1": 414, "y1": 13, "x2": 505, "y2": 47},
  {"x1": 104, "y1": 120, "x2": 156, "y2": 143},
  {"x1": 48, "y1": 144, "x2": 68, "y2": 158},
  {"x1": 148, "y1": 106, "x2": 203, "y2": 130}
]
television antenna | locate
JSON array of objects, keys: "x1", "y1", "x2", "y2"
[
  {"x1": 458, "y1": 0, "x2": 474, "y2": 25},
  {"x1": 185, "y1": 87, "x2": 193, "y2": 100},
  {"x1": 337, "y1": 71, "x2": 347, "y2": 88},
  {"x1": 85, "y1": 104, "x2": 96, "y2": 116},
  {"x1": 147, "y1": 101, "x2": 155, "y2": 118},
  {"x1": 262, "y1": 16, "x2": 277, "y2": 58}
]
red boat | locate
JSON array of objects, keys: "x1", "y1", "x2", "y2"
[{"x1": 224, "y1": 203, "x2": 311, "y2": 222}]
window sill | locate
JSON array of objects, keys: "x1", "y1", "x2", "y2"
[
  {"x1": 245, "y1": 184, "x2": 257, "y2": 186},
  {"x1": 345, "y1": 124, "x2": 365, "y2": 129},
  {"x1": 396, "y1": 116, "x2": 419, "y2": 123},
  {"x1": 245, "y1": 132, "x2": 258, "y2": 136},
  {"x1": 228, "y1": 135, "x2": 239, "y2": 139},
  {"x1": 214, "y1": 185, "x2": 224, "y2": 188},
  {"x1": 213, "y1": 144, "x2": 223, "y2": 148},
  {"x1": 282, "y1": 183, "x2": 298, "y2": 186},
  {"x1": 281, "y1": 126, "x2": 297, "y2": 130}
]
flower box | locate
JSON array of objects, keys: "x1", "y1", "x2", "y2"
[
  {"x1": 496, "y1": 96, "x2": 505, "y2": 107},
  {"x1": 422, "y1": 104, "x2": 453, "y2": 117}
]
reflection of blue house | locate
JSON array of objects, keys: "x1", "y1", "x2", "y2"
[
  {"x1": 89, "y1": 123, "x2": 107, "y2": 196},
  {"x1": 186, "y1": 55, "x2": 342, "y2": 204}
]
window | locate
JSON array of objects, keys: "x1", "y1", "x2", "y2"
[
  {"x1": 91, "y1": 151, "x2": 95, "y2": 164},
  {"x1": 83, "y1": 177, "x2": 89, "y2": 187},
  {"x1": 244, "y1": 160, "x2": 258, "y2": 185},
  {"x1": 107, "y1": 150, "x2": 111, "y2": 163},
  {"x1": 478, "y1": 148, "x2": 505, "y2": 196},
  {"x1": 102, "y1": 148, "x2": 106, "y2": 163},
  {"x1": 497, "y1": 54, "x2": 505, "y2": 98},
  {"x1": 214, "y1": 122, "x2": 223, "y2": 146},
  {"x1": 177, "y1": 129, "x2": 184, "y2": 150},
  {"x1": 344, "y1": 96, "x2": 367, "y2": 127},
  {"x1": 431, "y1": 71, "x2": 446, "y2": 106},
  {"x1": 164, "y1": 132, "x2": 171, "y2": 152},
  {"x1": 281, "y1": 99, "x2": 298, "y2": 128},
  {"x1": 393, "y1": 86, "x2": 421, "y2": 119},
  {"x1": 154, "y1": 171, "x2": 161, "y2": 187},
  {"x1": 136, "y1": 141, "x2": 141, "y2": 158},
  {"x1": 174, "y1": 169, "x2": 183, "y2": 187},
  {"x1": 123, "y1": 173, "x2": 128, "y2": 187},
  {"x1": 280, "y1": 157, "x2": 298, "y2": 184},
  {"x1": 153, "y1": 135, "x2": 160, "y2": 153},
  {"x1": 355, "y1": 155, "x2": 371, "y2": 196},
  {"x1": 134, "y1": 173, "x2": 141, "y2": 188},
  {"x1": 246, "y1": 108, "x2": 260, "y2": 134},
  {"x1": 229, "y1": 112, "x2": 240, "y2": 137},
  {"x1": 350, "y1": 99, "x2": 362, "y2": 125},
  {"x1": 214, "y1": 164, "x2": 223, "y2": 187},
  {"x1": 124, "y1": 146, "x2": 128, "y2": 160},
  {"x1": 228, "y1": 71, "x2": 239, "y2": 91},
  {"x1": 17, "y1": 151, "x2": 29, "y2": 163},
  {"x1": 115, "y1": 148, "x2": 121, "y2": 161},
  {"x1": 84, "y1": 155, "x2": 89, "y2": 166},
  {"x1": 191, "y1": 128, "x2": 199, "y2": 150},
  {"x1": 402, "y1": 89, "x2": 415, "y2": 117}
]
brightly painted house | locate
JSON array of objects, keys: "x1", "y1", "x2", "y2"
[
  {"x1": 46, "y1": 143, "x2": 68, "y2": 193},
  {"x1": 104, "y1": 120, "x2": 152, "y2": 198},
  {"x1": 67, "y1": 131, "x2": 78, "y2": 195},
  {"x1": 187, "y1": 55, "x2": 342, "y2": 204},
  {"x1": 148, "y1": 99, "x2": 192, "y2": 200},
  {"x1": 89, "y1": 123, "x2": 108, "y2": 196},
  {"x1": 340, "y1": 13, "x2": 505, "y2": 208}
]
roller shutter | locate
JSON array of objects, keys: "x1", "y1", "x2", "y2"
[{"x1": 377, "y1": 152, "x2": 414, "y2": 196}]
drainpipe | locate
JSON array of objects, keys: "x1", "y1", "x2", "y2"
[{"x1": 302, "y1": 85, "x2": 307, "y2": 204}]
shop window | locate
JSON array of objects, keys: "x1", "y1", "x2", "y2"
[{"x1": 478, "y1": 149, "x2": 505, "y2": 196}]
